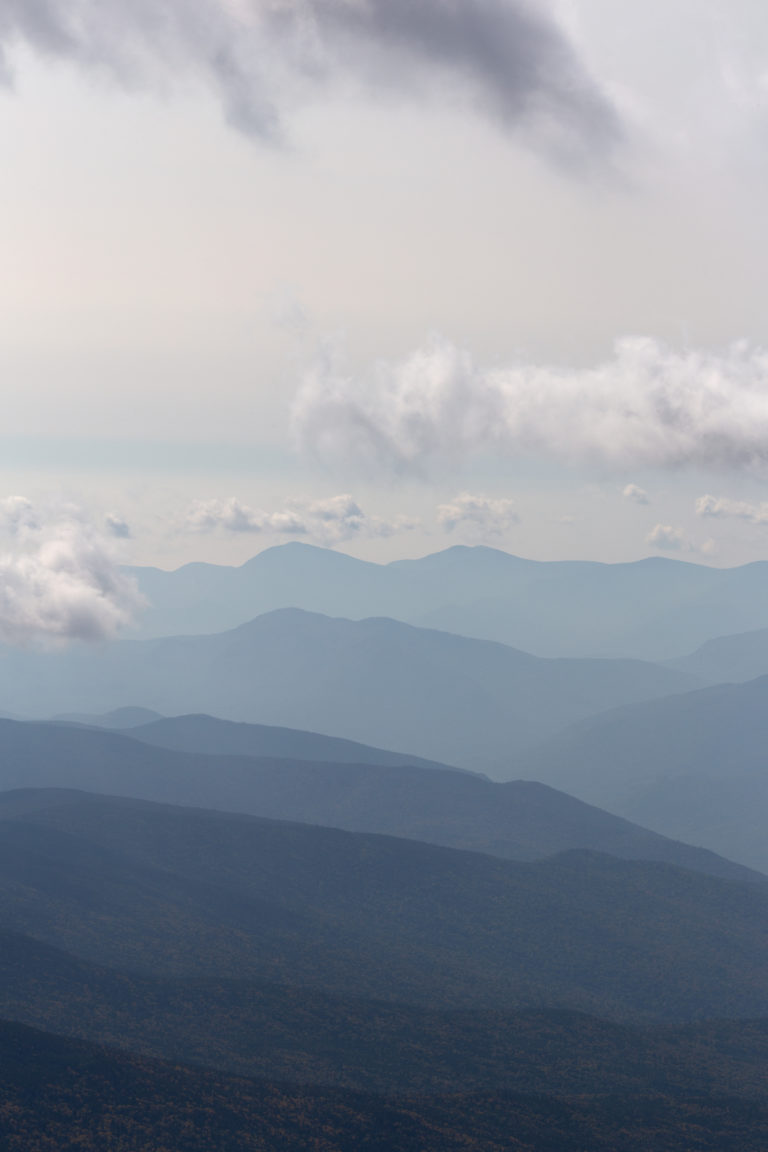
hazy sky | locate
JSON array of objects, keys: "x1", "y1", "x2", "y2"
[{"x1": 2, "y1": 0, "x2": 768, "y2": 603}]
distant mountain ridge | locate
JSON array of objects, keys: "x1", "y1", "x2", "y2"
[
  {"x1": 0, "y1": 609, "x2": 700, "y2": 773},
  {"x1": 668, "y1": 626, "x2": 768, "y2": 684},
  {"x1": 0, "y1": 716, "x2": 756, "y2": 881},
  {"x1": 102, "y1": 711, "x2": 460, "y2": 772},
  {"x1": 521, "y1": 673, "x2": 768, "y2": 872},
  {"x1": 125, "y1": 541, "x2": 768, "y2": 661}
]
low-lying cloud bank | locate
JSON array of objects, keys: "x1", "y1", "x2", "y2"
[
  {"x1": 292, "y1": 337, "x2": 768, "y2": 477},
  {"x1": 187, "y1": 493, "x2": 418, "y2": 545},
  {"x1": 0, "y1": 499, "x2": 142, "y2": 644},
  {"x1": 0, "y1": 0, "x2": 619, "y2": 161}
]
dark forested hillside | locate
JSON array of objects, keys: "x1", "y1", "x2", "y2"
[
  {"x1": 5, "y1": 928, "x2": 768, "y2": 1099},
  {"x1": 3, "y1": 789, "x2": 768, "y2": 1023},
  {"x1": 4, "y1": 1018, "x2": 768, "y2": 1152}
]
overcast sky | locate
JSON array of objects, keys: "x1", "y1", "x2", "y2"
[{"x1": 2, "y1": 0, "x2": 768, "y2": 583}]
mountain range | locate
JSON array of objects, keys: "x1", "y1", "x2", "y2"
[
  {"x1": 0, "y1": 716, "x2": 757, "y2": 882},
  {"x1": 126, "y1": 541, "x2": 768, "y2": 661},
  {"x1": 0, "y1": 609, "x2": 698, "y2": 773},
  {"x1": 4, "y1": 539, "x2": 768, "y2": 1146}
]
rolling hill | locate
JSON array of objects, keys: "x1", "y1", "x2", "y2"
[{"x1": 0, "y1": 717, "x2": 757, "y2": 882}]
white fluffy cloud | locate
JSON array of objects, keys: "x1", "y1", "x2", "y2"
[
  {"x1": 186, "y1": 494, "x2": 418, "y2": 545},
  {"x1": 292, "y1": 337, "x2": 768, "y2": 477},
  {"x1": 0, "y1": 0, "x2": 619, "y2": 161},
  {"x1": 696, "y1": 494, "x2": 768, "y2": 525},
  {"x1": 646, "y1": 523, "x2": 688, "y2": 552},
  {"x1": 437, "y1": 493, "x2": 519, "y2": 537},
  {"x1": 623, "y1": 484, "x2": 649, "y2": 505},
  {"x1": 0, "y1": 496, "x2": 41, "y2": 535},
  {"x1": 0, "y1": 500, "x2": 143, "y2": 644},
  {"x1": 646, "y1": 523, "x2": 714, "y2": 556}
]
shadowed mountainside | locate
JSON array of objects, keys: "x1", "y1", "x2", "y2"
[
  {"x1": 7, "y1": 1018, "x2": 768, "y2": 1152},
  {"x1": 3, "y1": 789, "x2": 768, "y2": 1022},
  {"x1": 116, "y1": 711, "x2": 456, "y2": 772},
  {"x1": 0, "y1": 717, "x2": 758, "y2": 882},
  {"x1": 5, "y1": 928, "x2": 768, "y2": 1099}
]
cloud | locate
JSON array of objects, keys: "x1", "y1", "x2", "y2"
[
  {"x1": 0, "y1": 0, "x2": 620, "y2": 160},
  {"x1": 0, "y1": 500, "x2": 143, "y2": 644},
  {"x1": 623, "y1": 483, "x2": 649, "y2": 505},
  {"x1": 293, "y1": 336, "x2": 768, "y2": 477},
  {"x1": 0, "y1": 496, "x2": 41, "y2": 534},
  {"x1": 437, "y1": 492, "x2": 519, "y2": 536},
  {"x1": 105, "y1": 513, "x2": 132, "y2": 539},
  {"x1": 695, "y1": 494, "x2": 768, "y2": 525},
  {"x1": 186, "y1": 493, "x2": 418, "y2": 545},
  {"x1": 646, "y1": 523, "x2": 714, "y2": 556},
  {"x1": 646, "y1": 523, "x2": 688, "y2": 552}
]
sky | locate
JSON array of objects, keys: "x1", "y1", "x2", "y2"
[{"x1": 2, "y1": 0, "x2": 768, "y2": 639}]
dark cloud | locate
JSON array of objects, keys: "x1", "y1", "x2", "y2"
[
  {"x1": 293, "y1": 0, "x2": 621, "y2": 160},
  {"x1": 0, "y1": 0, "x2": 620, "y2": 160}
]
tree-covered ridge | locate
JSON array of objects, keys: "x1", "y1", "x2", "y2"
[
  {"x1": 3, "y1": 789, "x2": 768, "y2": 1023},
  {"x1": 4, "y1": 929, "x2": 768, "y2": 1100},
  {"x1": 4, "y1": 1018, "x2": 768, "y2": 1152}
]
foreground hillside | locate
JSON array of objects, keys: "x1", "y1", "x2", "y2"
[
  {"x1": 4, "y1": 1019, "x2": 768, "y2": 1152},
  {"x1": 5, "y1": 787, "x2": 768, "y2": 1148},
  {"x1": 4, "y1": 788, "x2": 768, "y2": 1022},
  {"x1": 6, "y1": 928, "x2": 768, "y2": 1099}
]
